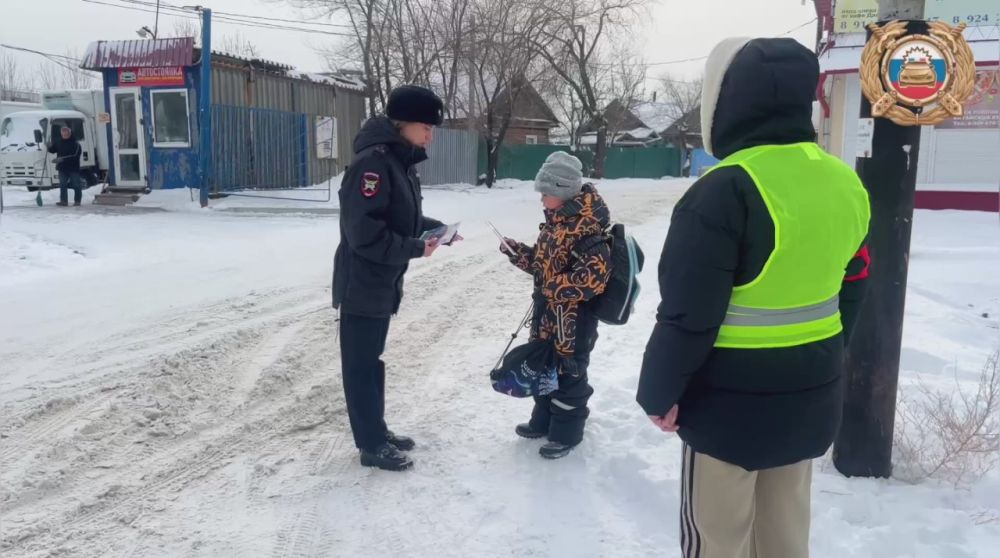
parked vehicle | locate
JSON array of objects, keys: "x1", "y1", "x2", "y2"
[
  {"x1": 0, "y1": 100, "x2": 42, "y2": 120},
  {"x1": 0, "y1": 90, "x2": 109, "y2": 190}
]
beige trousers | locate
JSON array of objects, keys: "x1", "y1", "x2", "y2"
[{"x1": 680, "y1": 443, "x2": 813, "y2": 558}]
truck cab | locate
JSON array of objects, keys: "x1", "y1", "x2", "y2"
[{"x1": 0, "y1": 90, "x2": 109, "y2": 190}]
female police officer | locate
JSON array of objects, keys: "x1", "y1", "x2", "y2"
[{"x1": 333, "y1": 85, "x2": 450, "y2": 471}]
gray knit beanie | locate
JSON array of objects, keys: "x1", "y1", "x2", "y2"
[{"x1": 534, "y1": 151, "x2": 584, "y2": 201}]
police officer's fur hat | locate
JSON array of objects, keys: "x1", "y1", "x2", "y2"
[{"x1": 386, "y1": 85, "x2": 444, "y2": 126}]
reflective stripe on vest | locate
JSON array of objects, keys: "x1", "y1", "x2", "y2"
[
  {"x1": 709, "y1": 143, "x2": 870, "y2": 350},
  {"x1": 723, "y1": 295, "x2": 840, "y2": 327}
]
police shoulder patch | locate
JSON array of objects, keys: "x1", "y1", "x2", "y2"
[{"x1": 361, "y1": 172, "x2": 381, "y2": 198}]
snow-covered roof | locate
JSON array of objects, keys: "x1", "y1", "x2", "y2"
[
  {"x1": 81, "y1": 38, "x2": 195, "y2": 69},
  {"x1": 632, "y1": 101, "x2": 681, "y2": 134},
  {"x1": 579, "y1": 128, "x2": 661, "y2": 146},
  {"x1": 619, "y1": 127, "x2": 658, "y2": 140},
  {"x1": 291, "y1": 71, "x2": 367, "y2": 93}
]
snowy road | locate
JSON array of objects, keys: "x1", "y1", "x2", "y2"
[{"x1": 1, "y1": 181, "x2": 998, "y2": 557}]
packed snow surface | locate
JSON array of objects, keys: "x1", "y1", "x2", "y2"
[{"x1": 1, "y1": 178, "x2": 998, "y2": 557}]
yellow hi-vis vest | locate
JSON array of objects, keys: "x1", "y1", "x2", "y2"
[{"x1": 710, "y1": 143, "x2": 871, "y2": 349}]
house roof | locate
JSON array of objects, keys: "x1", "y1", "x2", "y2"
[
  {"x1": 80, "y1": 38, "x2": 195, "y2": 69},
  {"x1": 579, "y1": 99, "x2": 683, "y2": 136},
  {"x1": 495, "y1": 82, "x2": 558, "y2": 125},
  {"x1": 446, "y1": 79, "x2": 558, "y2": 127},
  {"x1": 632, "y1": 101, "x2": 681, "y2": 134},
  {"x1": 308, "y1": 72, "x2": 368, "y2": 93},
  {"x1": 81, "y1": 38, "x2": 367, "y2": 94}
]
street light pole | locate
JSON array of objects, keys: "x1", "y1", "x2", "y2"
[{"x1": 154, "y1": 0, "x2": 161, "y2": 40}]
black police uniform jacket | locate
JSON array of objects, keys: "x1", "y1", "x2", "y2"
[{"x1": 332, "y1": 117, "x2": 443, "y2": 318}]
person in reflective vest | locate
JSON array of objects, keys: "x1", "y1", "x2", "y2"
[{"x1": 636, "y1": 37, "x2": 871, "y2": 558}]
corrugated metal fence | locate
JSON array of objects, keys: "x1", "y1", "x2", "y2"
[
  {"x1": 210, "y1": 65, "x2": 367, "y2": 189},
  {"x1": 417, "y1": 128, "x2": 478, "y2": 185},
  {"x1": 211, "y1": 105, "x2": 309, "y2": 191}
]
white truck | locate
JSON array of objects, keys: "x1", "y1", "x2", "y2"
[
  {"x1": 1, "y1": 100, "x2": 42, "y2": 120},
  {"x1": 0, "y1": 90, "x2": 109, "y2": 190}
]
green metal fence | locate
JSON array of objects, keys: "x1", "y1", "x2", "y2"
[
  {"x1": 603, "y1": 146, "x2": 681, "y2": 179},
  {"x1": 482, "y1": 143, "x2": 680, "y2": 181}
]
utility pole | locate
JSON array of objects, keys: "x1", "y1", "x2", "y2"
[
  {"x1": 198, "y1": 8, "x2": 212, "y2": 208},
  {"x1": 833, "y1": 0, "x2": 925, "y2": 478}
]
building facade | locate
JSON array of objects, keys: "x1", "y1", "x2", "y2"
[{"x1": 81, "y1": 38, "x2": 367, "y2": 193}]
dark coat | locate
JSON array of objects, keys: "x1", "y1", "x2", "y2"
[
  {"x1": 332, "y1": 117, "x2": 443, "y2": 317},
  {"x1": 507, "y1": 184, "x2": 612, "y2": 360},
  {"x1": 48, "y1": 136, "x2": 82, "y2": 173},
  {"x1": 636, "y1": 38, "x2": 871, "y2": 471}
]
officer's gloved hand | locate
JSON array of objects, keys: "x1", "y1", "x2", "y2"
[{"x1": 558, "y1": 355, "x2": 581, "y2": 377}]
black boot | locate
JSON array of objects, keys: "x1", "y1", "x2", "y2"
[
  {"x1": 539, "y1": 441, "x2": 576, "y2": 460},
  {"x1": 386, "y1": 430, "x2": 415, "y2": 451},
  {"x1": 360, "y1": 443, "x2": 413, "y2": 471},
  {"x1": 515, "y1": 423, "x2": 546, "y2": 439}
]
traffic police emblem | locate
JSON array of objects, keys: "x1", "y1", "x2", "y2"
[{"x1": 860, "y1": 20, "x2": 976, "y2": 126}]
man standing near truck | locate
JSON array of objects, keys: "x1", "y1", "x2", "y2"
[{"x1": 48, "y1": 126, "x2": 83, "y2": 207}]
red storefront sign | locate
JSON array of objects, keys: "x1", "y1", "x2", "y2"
[
  {"x1": 117, "y1": 66, "x2": 185, "y2": 87},
  {"x1": 936, "y1": 69, "x2": 1000, "y2": 130}
]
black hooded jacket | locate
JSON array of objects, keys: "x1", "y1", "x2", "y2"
[
  {"x1": 48, "y1": 136, "x2": 82, "y2": 173},
  {"x1": 332, "y1": 117, "x2": 443, "y2": 317},
  {"x1": 636, "y1": 38, "x2": 871, "y2": 471}
]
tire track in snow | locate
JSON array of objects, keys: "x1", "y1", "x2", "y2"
[
  {"x1": 1, "y1": 286, "x2": 325, "y2": 409},
  {"x1": 0, "y1": 390, "x2": 117, "y2": 474},
  {"x1": 1, "y1": 305, "x2": 337, "y2": 554}
]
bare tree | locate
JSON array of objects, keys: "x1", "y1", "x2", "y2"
[
  {"x1": 421, "y1": 0, "x2": 470, "y2": 120},
  {"x1": 658, "y1": 75, "x2": 702, "y2": 175},
  {"x1": 894, "y1": 351, "x2": 1000, "y2": 486},
  {"x1": 536, "y1": 71, "x2": 584, "y2": 149},
  {"x1": 602, "y1": 46, "x2": 647, "y2": 148},
  {"x1": 35, "y1": 50, "x2": 99, "y2": 91},
  {"x1": 290, "y1": 0, "x2": 460, "y2": 116},
  {"x1": 1, "y1": 51, "x2": 32, "y2": 101},
  {"x1": 220, "y1": 31, "x2": 261, "y2": 59},
  {"x1": 531, "y1": 0, "x2": 647, "y2": 177},
  {"x1": 168, "y1": 18, "x2": 200, "y2": 42},
  {"x1": 462, "y1": 0, "x2": 551, "y2": 186}
]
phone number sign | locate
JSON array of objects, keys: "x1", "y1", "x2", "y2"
[
  {"x1": 834, "y1": 0, "x2": 878, "y2": 34},
  {"x1": 835, "y1": 0, "x2": 998, "y2": 34},
  {"x1": 926, "y1": 0, "x2": 998, "y2": 27}
]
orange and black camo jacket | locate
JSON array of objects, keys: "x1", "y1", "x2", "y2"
[{"x1": 507, "y1": 184, "x2": 613, "y2": 359}]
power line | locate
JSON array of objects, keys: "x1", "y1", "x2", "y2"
[
  {"x1": 778, "y1": 17, "x2": 819, "y2": 37},
  {"x1": 79, "y1": 0, "x2": 354, "y2": 37},
  {"x1": 117, "y1": 0, "x2": 353, "y2": 29},
  {"x1": 589, "y1": 17, "x2": 819, "y2": 69},
  {"x1": 0, "y1": 43, "x2": 97, "y2": 75},
  {"x1": 0, "y1": 45, "x2": 82, "y2": 63}
]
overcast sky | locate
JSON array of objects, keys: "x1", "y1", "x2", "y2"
[{"x1": 2, "y1": 0, "x2": 817, "y2": 89}]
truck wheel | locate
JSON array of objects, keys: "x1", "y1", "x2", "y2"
[{"x1": 27, "y1": 187, "x2": 39, "y2": 192}]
